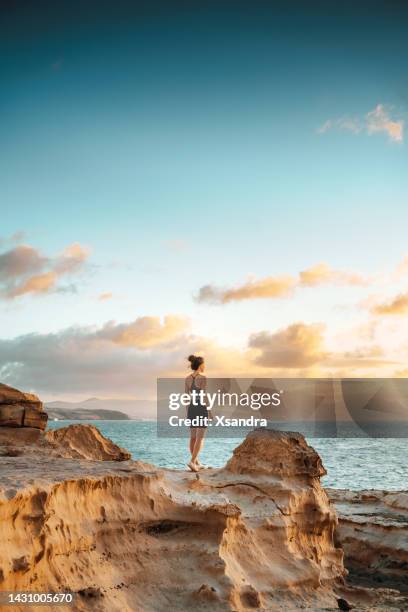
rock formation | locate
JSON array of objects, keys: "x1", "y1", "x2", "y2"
[
  {"x1": 329, "y1": 489, "x2": 408, "y2": 595},
  {"x1": 45, "y1": 424, "x2": 131, "y2": 461},
  {"x1": 0, "y1": 383, "x2": 48, "y2": 430},
  {"x1": 0, "y1": 415, "x2": 406, "y2": 611}
]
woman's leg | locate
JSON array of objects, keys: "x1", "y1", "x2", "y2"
[
  {"x1": 188, "y1": 428, "x2": 199, "y2": 471},
  {"x1": 189, "y1": 428, "x2": 197, "y2": 455},
  {"x1": 191, "y1": 428, "x2": 206, "y2": 464}
]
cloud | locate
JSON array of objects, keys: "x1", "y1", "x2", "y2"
[
  {"x1": 366, "y1": 104, "x2": 404, "y2": 143},
  {"x1": 0, "y1": 316, "x2": 244, "y2": 398},
  {"x1": 0, "y1": 245, "x2": 47, "y2": 281},
  {"x1": 10, "y1": 272, "x2": 58, "y2": 298},
  {"x1": 0, "y1": 231, "x2": 26, "y2": 248},
  {"x1": 395, "y1": 368, "x2": 408, "y2": 377},
  {"x1": 98, "y1": 292, "x2": 113, "y2": 301},
  {"x1": 96, "y1": 315, "x2": 190, "y2": 349},
  {"x1": 249, "y1": 322, "x2": 327, "y2": 368},
  {"x1": 394, "y1": 255, "x2": 408, "y2": 278},
  {"x1": 54, "y1": 243, "x2": 90, "y2": 274},
  {"x1": 196, "y1": 276, "x2": 297, "y2": 304},
  {"x1": 317, "y1": 117, "x2": 361, "y2": 135},
  {"x1": 299, "y1": 262, "x2": 366, "y2": 287},
  {"x1": 318, "y1": 104, "x2": 404, "y2": 143},
  {"x1": 0, "y1": 242, "x2": 90, "y2": 300},
  {"x1": 248, "y1": 322, "x2": 397, "y2": 373},
  {"x1": 371, "y1": 292, "x2": 408, "y2": 316},
  {"x1": 9, "y1": 231, "x2": 26, "y2": 243},
  {"x1": 325, "y1": 345, "x2": 398, "y2": 369},
  {"x1": 0, "y1": 314, "x2": 400, "y2": 400},
  {"x1": 196, "y1": 262, "x2": 367, "y2": 304}
]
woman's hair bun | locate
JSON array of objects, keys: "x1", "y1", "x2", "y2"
[{"x1": 187, "y1": 354, "x2": 204, "y2": 371}]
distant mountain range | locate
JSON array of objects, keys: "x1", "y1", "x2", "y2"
[{"x1": 45, "y1": 397, "x2": 156, "y2": 421}]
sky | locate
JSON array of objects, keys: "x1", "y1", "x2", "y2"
[{"x1": 0, "y1": 0, "x2": 408, "y2": 400}]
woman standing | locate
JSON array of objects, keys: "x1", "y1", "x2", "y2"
[{"x1": 185, "y1": 355, "x2": 211, "y2": 471}]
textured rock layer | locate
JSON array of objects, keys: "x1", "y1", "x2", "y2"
[
  {"x1": 0, "y1": 425, "x2": 406, "y2": 611},
  {"x1": 0, "y1": 383, "x2": 47, "y2": 430},
  {"x1": 329, "y1": 489, "x2": 408, "y2": 594}
]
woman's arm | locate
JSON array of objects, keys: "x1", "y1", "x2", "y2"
[
  {"x1": 185, "y1": 376, "x2": 191, "y2": 416},
  {"x1": 199, "y1": 376, "x2": 211, "y2": 413}
]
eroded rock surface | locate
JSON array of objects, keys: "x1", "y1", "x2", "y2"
[
  {"x1": 329, "y1": 488, "x2": 408, "y2": 595},
  {"x1": 0, "y1": 426, "x2": 406, "y2": 611},
  {"x1": 0, "y1": 383, "x2": 47, "y2": 430},
  {"x1": 45, "y1": 424, "x2": 131, "y2": 461}
]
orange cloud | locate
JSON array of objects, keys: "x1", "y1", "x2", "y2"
[
  {"x1": 372, "y1": 292, "x2": 408, "y2": 316},
  {"x1": 98, "y1": 315, "x2": 190, "y2": 349},
  {"x1": 0, "y1": 242, "x2": 90, "y2": 300},
  {"x1": 299, "y1": 262, "x2": 366, "y2": 287},
  {"x1": 249, "y1": 322, "x2": 326, "y2": 368},
  {"x1": 196, "y1": 275, "x2": 297, "y2": 304},
  {"x1": 366, "y1": 104, "x2": 404, "y2": 143},
  {"x1": 197, "y1": 262, "x2": 367, "y2": 304},
  {"x1": 10, "y1": 271, "x2": 58, "y2": 298},
  {"x1": 54, "y1": 243, "x2": 90, "y2": 274},
  {"x1": 0, "y1": 312, "x2": 402, "y2": 399}
]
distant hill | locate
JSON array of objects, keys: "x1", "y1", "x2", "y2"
[{"x1": 45, "y1": 398, "x2": 156, "y2": 420}]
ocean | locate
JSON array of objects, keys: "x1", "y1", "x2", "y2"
[{"x1": 47, "y1": 420, "x2": 408, "y2": 491}]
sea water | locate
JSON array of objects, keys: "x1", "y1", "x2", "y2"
[{"x1": 47, "y1": 420, "x2": 407, "y2": 490}]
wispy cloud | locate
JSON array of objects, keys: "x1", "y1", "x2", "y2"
[
  {"x1": 196, "y1": 275, "x2": 296, "y2": 304},
  {"x1": 366, "y1": 104, "x2": 404, "y2": 142},
  {"x1": 318, "y1": 104, "x2": 404, "y2": 143},
  {"x1": 0, "y1": 242, "x2": 90, "y2": 300},
  {"x1": 196, "y1": 262, "x2": 367, "y2": 305},
  {"x1": 98, "y1": 292, "x2": 113, "y2": 301},
  {"x1": 318, "y1": 117, "x2": 361, "y2": 135},
  {"x1": 299, "y1": 262, "x2": 366, "y2": 287},
  {"x1": 395, "y1": 255, "x2": 408, "y2": 279},
  {"x1": 0, "y1": 231, "x2": 26, "y2": 248}
]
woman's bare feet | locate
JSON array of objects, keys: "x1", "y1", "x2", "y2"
[
  {"x1": 187, "y1": 460, "x2": 199, "y2": 472},
  {"x1": 195, "y1": 460, "x2": 208, "y2": 470}
]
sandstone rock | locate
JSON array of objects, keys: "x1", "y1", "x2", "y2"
[
  {"x1": 23, "y1": 405, "x2": 48, "y2": 430},
  {"x1": 0, "y1": 426, "x2": 406, "y2": 611},
  {"x1": 0, "y1": 405, "x2": 25, "y2": 427},
  {"x1": 225, "y1": 428, "x2": 326, "y2": 478},
  {"x1": 45, "y1": 424, "x2": 131, "y2": 461},
  {"x1": 0, "y1": 427, "x2": 346, "y2": 611},
  {"x1": 0, "y1": 383, "x2": 43, "y2": 410},
  {"x1": 0, "y1": 383, "x2": 47, "y2": 430},
  {"x1": 0, "y1": 427, "x2": 42, "y2": 446},
  {"x1": 329, "y1": 488, "x2": 408, "y2": 595}
]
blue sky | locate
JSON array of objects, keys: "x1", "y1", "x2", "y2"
[{"x1": 0, "y1": 1, "x2": 407, "y2": 399}]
